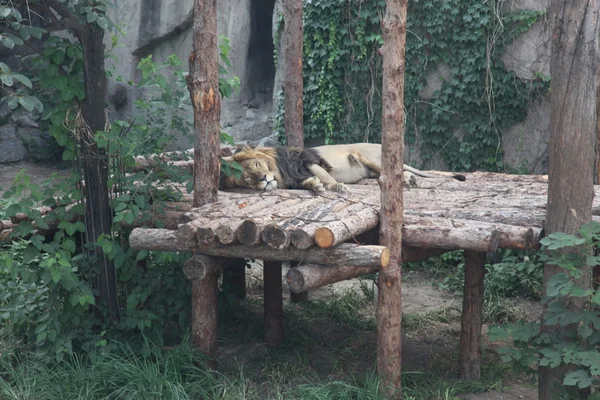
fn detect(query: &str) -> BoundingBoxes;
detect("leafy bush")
[489,222,600,396]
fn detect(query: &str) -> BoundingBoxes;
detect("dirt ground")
[0,161,540,399]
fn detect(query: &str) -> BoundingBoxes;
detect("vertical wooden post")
[185,0,222,368]
[540,1,599,399]
[283,0,304,148]
[289,261,309,303]
[223,258,247,300]
[183,255,223,369]
[459,251,486,380]
[377,0,408,396]
[264,260,284,346]
[186,0,221,206]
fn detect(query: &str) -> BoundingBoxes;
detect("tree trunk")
[185,0,222,365]
[540,1,600,398]
[263,261,284,346]
[186,0,221,207]
[183,255,222,370]
[75,25,119,321]
[282,0,304,148]
[459,251,486,380]
[377,0,407,396]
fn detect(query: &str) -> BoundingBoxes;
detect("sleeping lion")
[219,143,465,193]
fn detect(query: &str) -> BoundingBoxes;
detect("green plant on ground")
[489,221,600,397]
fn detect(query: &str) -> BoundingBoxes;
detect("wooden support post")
[223,258,247,300]
[459,251,486,380]
[289,261,309,302]
[282,0,304,148]
[183,255,223,369]
[377,0,407,393]
[263,260,284,346]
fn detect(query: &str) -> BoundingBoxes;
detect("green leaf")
[102,240,113,254]
[136,250,148,261]
[124,211,135,225]
[96,16,109,30]
[563,369,593,389]
[12,74,32,88]
[87,12,98,23]
[18,96,43,112]
[1,73,14,86]
[36,330,48,344]
[51,50,65,65]
[51,269,62,283]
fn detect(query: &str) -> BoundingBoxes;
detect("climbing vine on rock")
[274,0,549,171]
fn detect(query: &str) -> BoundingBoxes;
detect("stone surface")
[419,63,451,100]
[501,22,551,80]
[502,97,549,174]
[19,129,57,162]
[106,0,276,149]
[0,125,27,164]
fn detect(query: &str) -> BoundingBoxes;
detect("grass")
[0,264,533,400]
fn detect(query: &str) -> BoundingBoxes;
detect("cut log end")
[315,227,335,248]
[237,220,261,246]
[262,225,290,249]
[290,230,313,249]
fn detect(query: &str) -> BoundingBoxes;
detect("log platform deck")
[128,171,600,380]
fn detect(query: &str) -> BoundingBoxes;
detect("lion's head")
[220,147,283,191]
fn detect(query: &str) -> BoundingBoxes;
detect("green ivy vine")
[274,0,550,171]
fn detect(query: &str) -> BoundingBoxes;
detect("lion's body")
[220,143,465,193]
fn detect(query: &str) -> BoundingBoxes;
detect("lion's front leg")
[300,176,325,193]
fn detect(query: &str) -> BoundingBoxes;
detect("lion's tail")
[403,165,466,181]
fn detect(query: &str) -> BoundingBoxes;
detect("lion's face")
[238,158,278,191]
[221,147,282,191]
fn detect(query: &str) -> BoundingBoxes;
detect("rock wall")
[1,0,552,173]
[106,0,276,148]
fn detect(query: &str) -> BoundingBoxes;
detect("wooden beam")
[130,228,390,268]
[263,261,284,346]
[183,255,223,369]
[459,251,486,380]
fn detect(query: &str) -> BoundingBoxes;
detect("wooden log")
[263,261,284,346]
[289,260,309,303]
[261,198,347,249]
[183,255,223,370]
[315,206,380,248]
[403,226,501,253]
[287,264,377,293]
[460,251,486,380]
[287,246,454,293]
[129,228,391,268]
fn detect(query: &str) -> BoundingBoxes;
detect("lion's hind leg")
[350,152,381,176]
[308,164,348,193]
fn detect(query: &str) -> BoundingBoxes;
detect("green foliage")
[489,222,600,396]
[275,0,549,170]
[0,1,243,361]
[438,250,544,301]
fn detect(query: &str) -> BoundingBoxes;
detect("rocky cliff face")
[1,0,552,174]
[106,0,276,148]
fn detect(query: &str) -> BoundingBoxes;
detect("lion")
[219,143,465,193]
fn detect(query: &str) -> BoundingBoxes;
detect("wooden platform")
[128,171,600,381]
[131,171,600,256]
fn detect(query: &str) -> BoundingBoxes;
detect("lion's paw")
[325,183,348,193]
[403,171,418,188]
[301,177,325,193]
